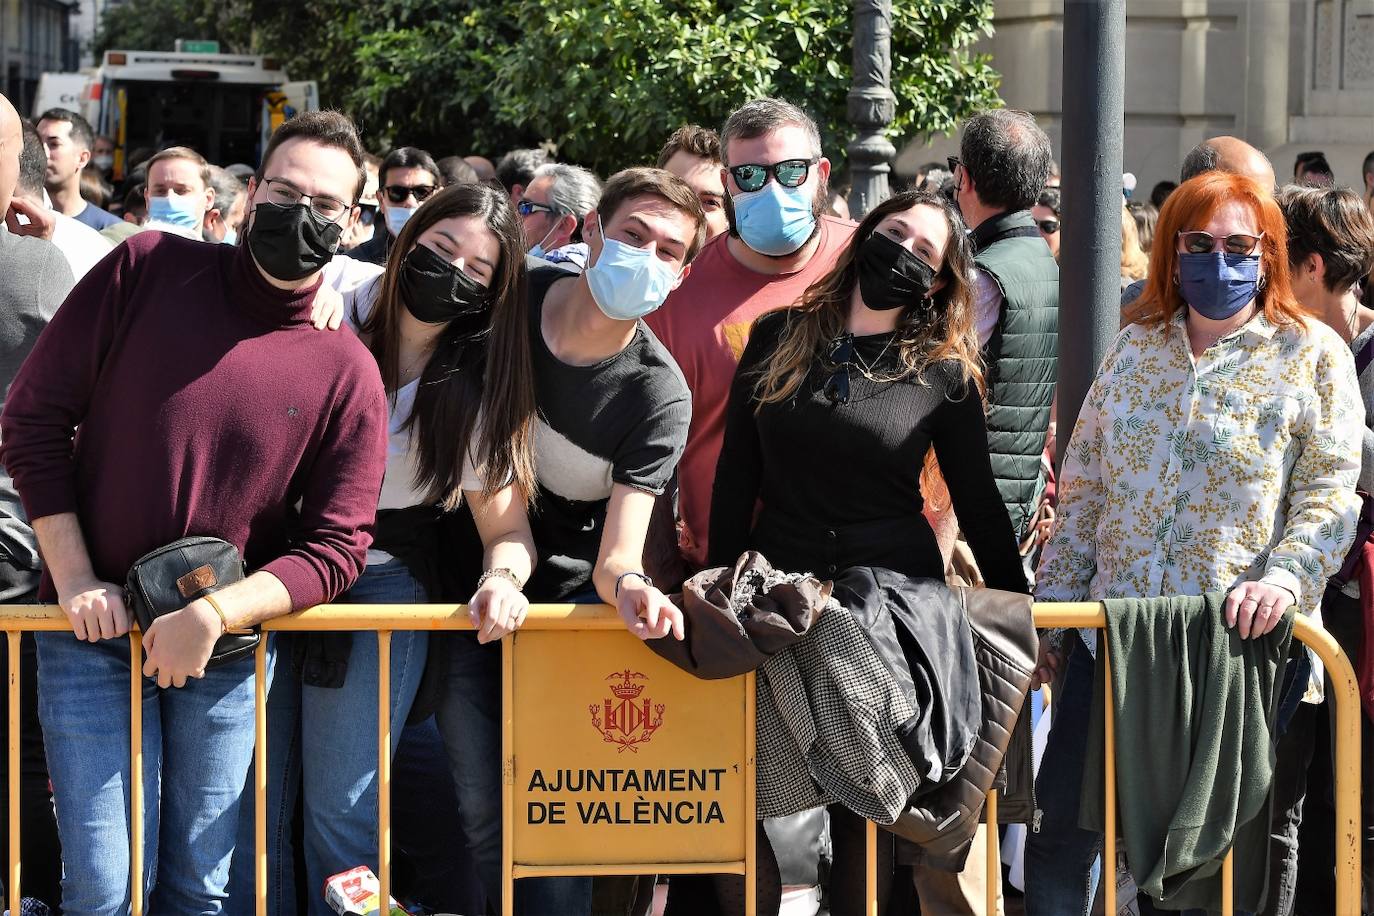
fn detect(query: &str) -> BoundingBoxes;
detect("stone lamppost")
[846,0,896,218]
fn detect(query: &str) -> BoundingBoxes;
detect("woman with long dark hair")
[263,182,539,915]
[708,189,1028,914]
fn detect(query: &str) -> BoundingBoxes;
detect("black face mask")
[399,243,492,335]
[247,201,343,282]
[856,231,938,312]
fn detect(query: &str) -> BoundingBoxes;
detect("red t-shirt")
[647,215,856,568]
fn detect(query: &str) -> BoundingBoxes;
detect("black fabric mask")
[399,243,492,337]
[856,231,938,312]
[247,201,343,282]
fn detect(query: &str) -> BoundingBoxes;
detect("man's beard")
[724,174,828,259]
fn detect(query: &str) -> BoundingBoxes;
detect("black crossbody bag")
[125,536,259,669]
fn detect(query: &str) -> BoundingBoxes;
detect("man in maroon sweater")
[0,110,388,914]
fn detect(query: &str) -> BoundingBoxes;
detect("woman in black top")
[708,188,1028,915]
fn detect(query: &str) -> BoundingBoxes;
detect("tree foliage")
[492,0,999,175]
[92,0,1000,173]
[94,0,253,55]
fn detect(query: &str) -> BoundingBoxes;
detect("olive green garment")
[1080,593,1293,913]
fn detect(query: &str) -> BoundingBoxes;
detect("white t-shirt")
[50,213,114,281]
[339,266,487,563]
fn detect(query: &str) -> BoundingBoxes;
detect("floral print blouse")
[1037,311,1363,617]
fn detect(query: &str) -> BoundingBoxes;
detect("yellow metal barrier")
[0,602,1360,916]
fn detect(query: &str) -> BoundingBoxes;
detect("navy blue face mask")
[1178,252,1262,320]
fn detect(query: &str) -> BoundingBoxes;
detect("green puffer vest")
[973,210,1059,541]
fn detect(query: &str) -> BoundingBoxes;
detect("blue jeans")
[1025,635,1102,916]
[36,630,271,916]
[226,559,429,916]
[433,631,592,915]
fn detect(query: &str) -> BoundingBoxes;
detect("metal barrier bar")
[254,638,268,916]
[129,630,143,916]
[377,631,392,916]
[501,637,514,916]
[745,659,758,916]
[0,602,1357,915]
[865,809,876,916]
[985,790,999,915]
[7,631,20,916]
[1104,647,1117,915]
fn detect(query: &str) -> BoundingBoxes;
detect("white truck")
[34,48,318,181]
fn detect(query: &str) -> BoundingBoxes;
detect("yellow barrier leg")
[1295,616,1362,914]
[986,790,999,916]
[1221,848,1233,916]
[502,636,515,916]
[255,638,268,916]
[378,631,392,915]
[865,818,877,916]
[8,631,20,916]
[130,631,144,916]
[1103,648,1116,916]
[745,671,757,916]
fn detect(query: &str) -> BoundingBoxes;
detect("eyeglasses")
[728,159,817,193]
[1177,230,1265,256]
[516,199,560,218]
[261,177,350,222]
[946,156,963,175]
[822,334,855,406]
[383,184,438,205]
[1037,219,1060,235]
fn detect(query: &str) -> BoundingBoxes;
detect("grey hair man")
[518,162,602,267]
[204,165,247,244]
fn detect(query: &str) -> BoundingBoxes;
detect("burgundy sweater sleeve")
[260,367,388,610]
[0,240,135,522]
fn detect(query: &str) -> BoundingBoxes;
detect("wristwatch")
[477,568,524,591]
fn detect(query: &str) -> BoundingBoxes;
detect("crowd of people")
[0,86,1372,916]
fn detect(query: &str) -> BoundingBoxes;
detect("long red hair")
[1124,171,1308,329]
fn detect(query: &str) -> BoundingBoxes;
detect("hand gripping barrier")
[0,601,1359,916]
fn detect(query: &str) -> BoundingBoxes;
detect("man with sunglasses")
[518,162,602,269]
[350,145,441,265]
[0,110,388,913]
[646,97,855,572]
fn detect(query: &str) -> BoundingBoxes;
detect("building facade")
[0,0,79,115]
[898,0,1374,195]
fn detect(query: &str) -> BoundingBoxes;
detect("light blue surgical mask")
[385,205,416,238]
[221,227,238,246]
[585,231,680,321]
[528,223,559,261]
[147,192,203,231]
[732,179,816,256]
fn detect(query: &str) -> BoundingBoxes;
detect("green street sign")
[176,40,220,54]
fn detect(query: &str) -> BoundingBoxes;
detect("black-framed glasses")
[822,334,855,405]
[1037,219,1060,235]
[946,156,963,175]
[517,199,559,218]
[1177,230,1265,256]
[384,184,438,205]
[728,158,817,193]
[261,177,350,222]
